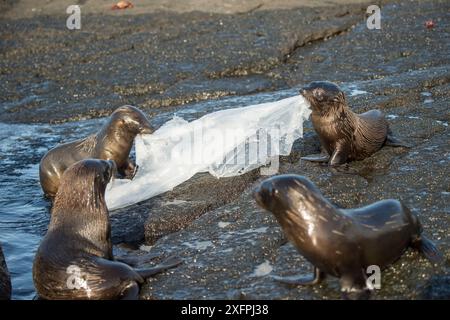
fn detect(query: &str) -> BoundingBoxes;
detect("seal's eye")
[333,92,345,103]
[313,89,325,102]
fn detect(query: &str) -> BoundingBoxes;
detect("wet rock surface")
[0,0,449,299]
[0,245,11,300]
[138,71,450,298]
[137,0,449,299]
[0,2,372,123]
[111,170,260,245]
[143,170,260,246]
[421,275,450,300]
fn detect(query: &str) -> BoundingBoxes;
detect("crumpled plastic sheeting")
[105,95,311,210]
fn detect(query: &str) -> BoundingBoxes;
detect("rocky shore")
[0,0,448,299]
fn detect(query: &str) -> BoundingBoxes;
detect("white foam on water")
[163,199,188,206]
[349,88,368,96]
[218,221,231,228]
[183,240,214,251]
[105,95,311,210]
[242,227,268,234]
[139,245,153,252]
[251,260,273,277]
[436,121,448,127]
[387,114,399,120]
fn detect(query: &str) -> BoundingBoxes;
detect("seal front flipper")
[135,256,182,278]
[120,159,138,179]
[301,154,330,163]
[341,289,371,300]
[271,267,325,286]
[120,282,140,300]
[329,144,348,166]
[339,271,370,300]
[131,164,139,179]
[413,236,443,264]
[302,146,329,163]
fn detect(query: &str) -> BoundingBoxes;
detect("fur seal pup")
[39,105,154,197]
[300,81,409,166]
[0,245,11,300]
[253,174,442,298]
[33,159,181,300]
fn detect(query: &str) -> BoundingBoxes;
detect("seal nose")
[139,124,154,135]
[252,185,264,207]
[253,181,276,210]
[300,87,313,98]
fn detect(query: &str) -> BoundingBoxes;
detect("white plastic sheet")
[105,95,311,210]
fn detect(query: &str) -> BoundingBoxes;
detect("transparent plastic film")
[105,95,311,210]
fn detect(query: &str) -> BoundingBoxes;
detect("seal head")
[253,174,323,215]
[301,81,344,116]
[110,105,154,135]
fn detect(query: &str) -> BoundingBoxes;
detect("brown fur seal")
[300,81,409,166]
[33,159,181,300]
[253,174,442,298]
[39,105,154,197]
[0,245,11,300]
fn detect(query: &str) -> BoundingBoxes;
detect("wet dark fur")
[253,174,441,296]
[301,81,399,165]
[39,105,154,197]
[34,159,151,300]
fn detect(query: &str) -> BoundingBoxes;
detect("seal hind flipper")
[115,251,160,267]
[301,154,330,162]
[135,256,182,278]
[385,131,411,148]
[413,236,443,264]
[271,267,325,286]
